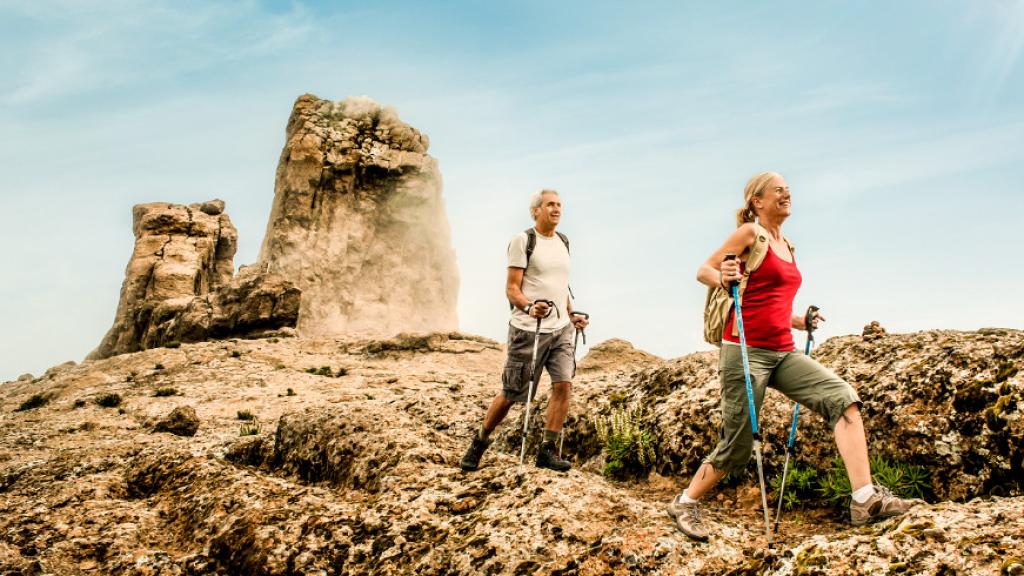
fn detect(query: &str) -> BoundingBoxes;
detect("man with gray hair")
[460,188,589,473]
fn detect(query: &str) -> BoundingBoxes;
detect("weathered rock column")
[258,94,459,336]
[90,201,300,359]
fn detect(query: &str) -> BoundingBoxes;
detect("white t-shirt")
[508,229,571,333]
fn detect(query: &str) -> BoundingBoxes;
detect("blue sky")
[1,1,1022,381]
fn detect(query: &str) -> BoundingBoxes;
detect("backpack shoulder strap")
[523,228,537,270]
[555,231,570,254]
[745,223,770,273]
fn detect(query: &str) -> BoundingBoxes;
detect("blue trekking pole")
[726,253,774,546]
[773,305,819,533]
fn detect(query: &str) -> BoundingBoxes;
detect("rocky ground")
[1,329,1022,575]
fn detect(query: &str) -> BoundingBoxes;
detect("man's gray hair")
[529,188,559,213]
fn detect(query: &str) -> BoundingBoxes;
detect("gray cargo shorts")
[501,322,575,403]
[705,342,862,475]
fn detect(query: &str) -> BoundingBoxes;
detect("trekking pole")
[773,305,819,533]
[726,253,774,546]
[559,310,589,458]
[519,299,556,467]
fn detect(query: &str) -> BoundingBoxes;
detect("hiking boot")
[850,485,924,526]
[460,437,491,472]
[666,496,710,541]
[535,441,571,472]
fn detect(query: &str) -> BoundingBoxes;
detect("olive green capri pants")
[705,342,862,475]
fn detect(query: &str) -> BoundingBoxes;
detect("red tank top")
[722,244,801,351]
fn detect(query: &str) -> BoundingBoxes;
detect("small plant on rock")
[154,387,178,397]
[237,410,256,421]
[239,419,261,436]
[770,463,820,510]
[306,366,335,377]
[165,340,181,349]
[286,388,296,396]
[818,455,931,509]
[230,350,242,358]
[95,393,122,408]
[17,393,49,412]
[595,404,657,480]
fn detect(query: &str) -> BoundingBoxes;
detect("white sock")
[676,490,698,504]
[851,484,876,504]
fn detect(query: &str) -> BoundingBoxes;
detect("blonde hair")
[736,171,782,227]
[529,188,559,217]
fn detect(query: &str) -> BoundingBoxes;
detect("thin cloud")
[968,1,1024,107]
[1,0,316,106]
[801,120,1024,199]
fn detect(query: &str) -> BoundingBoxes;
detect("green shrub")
[72,399,86,409]
[154,387,178,397]
[817,455,931,509]
[870,455,931,500]
[770,463,820,511]
[17,393,49,411]
[230,350,242,358]
[286,388,296,396]
[165,340,181,349]
[306,366,335,377]
[95,393,122,408]
[237,410,256,421]
[595,404,656,480]
[154,363,164,370]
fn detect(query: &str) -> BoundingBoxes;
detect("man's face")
[533,193,561,227]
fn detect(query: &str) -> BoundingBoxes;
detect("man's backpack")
[509,228,572,310]
[703,223,794,346]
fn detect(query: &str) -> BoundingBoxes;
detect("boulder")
[152,406,200,437]
[570,329,1024,502]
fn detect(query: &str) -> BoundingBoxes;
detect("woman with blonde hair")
[666,171,923,541]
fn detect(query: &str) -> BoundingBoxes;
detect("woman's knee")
[832,400,863,430]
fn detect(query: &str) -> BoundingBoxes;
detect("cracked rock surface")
[2,329,1021,575]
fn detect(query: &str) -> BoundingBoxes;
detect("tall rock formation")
[258,94,459,336]
[90,201,300,359]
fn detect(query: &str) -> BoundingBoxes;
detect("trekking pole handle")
[804,305,820,336]
[571,311,589,345]
[723,253,738,289]
[527,299,557,318]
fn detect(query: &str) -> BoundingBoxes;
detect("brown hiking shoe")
[850,485,924,526]
[460,436,491,472]
[666,496,709,541]
[535,441,571,472]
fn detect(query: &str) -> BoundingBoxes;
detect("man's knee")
[551,381,572,398]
